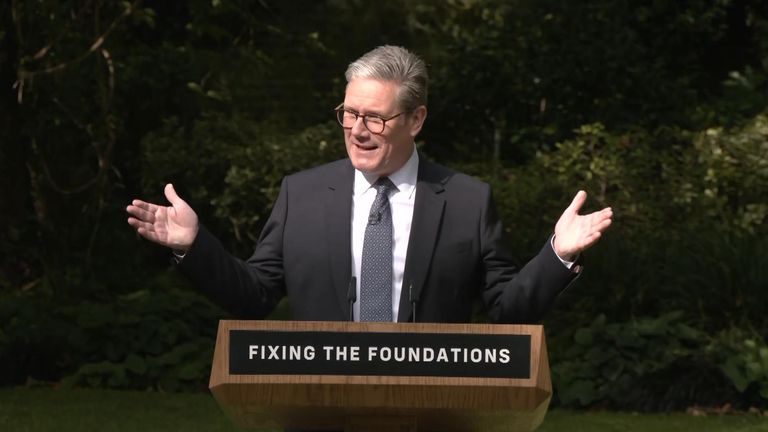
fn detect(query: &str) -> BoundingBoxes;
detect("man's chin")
[352,164,381,175]
[350,159,385,176]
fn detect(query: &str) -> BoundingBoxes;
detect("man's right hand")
[126,183,199,252]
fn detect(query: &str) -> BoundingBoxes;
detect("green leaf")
[721,361,749,392]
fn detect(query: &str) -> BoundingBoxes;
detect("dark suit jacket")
[178,157,579,323]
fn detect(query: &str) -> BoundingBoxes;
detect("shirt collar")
[354,147,419,199]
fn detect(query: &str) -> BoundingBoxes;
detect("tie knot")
[374,177,396,195]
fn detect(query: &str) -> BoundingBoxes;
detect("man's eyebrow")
[343,105,386,117]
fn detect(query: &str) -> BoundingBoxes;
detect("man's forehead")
[343,78,399,113]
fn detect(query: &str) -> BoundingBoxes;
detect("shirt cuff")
[172,249,186,263]
[550,236,576,269]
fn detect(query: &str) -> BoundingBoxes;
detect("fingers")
[593,208,613,222]
[126,189,178,248]
[598,209,613,227]
[584,208,612,233]
[593,217,612,233]
[582,207,612,224]
[556,194,614,255]
[126,203,156,223]
[164,183,186,208]
[127,216,153,231]
[567,190,587,214]
[127,217,161,243]
[129,199,157,213]
[581,231,602,250]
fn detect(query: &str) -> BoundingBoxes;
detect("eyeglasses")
[334,103,405,135]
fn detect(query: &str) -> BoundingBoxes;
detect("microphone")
[347,276,357,322]
[408,282,420,323]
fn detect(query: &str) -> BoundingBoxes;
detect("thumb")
[567,190,587,214]
[164,183,186,208]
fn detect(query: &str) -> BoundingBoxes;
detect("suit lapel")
[325,160,355,317]
[398,159,447,322]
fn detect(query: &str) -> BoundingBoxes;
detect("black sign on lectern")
[229,330,531,379]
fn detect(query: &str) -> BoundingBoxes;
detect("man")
[126,45,612,324]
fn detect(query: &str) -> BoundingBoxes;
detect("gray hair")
[345,45,428,112]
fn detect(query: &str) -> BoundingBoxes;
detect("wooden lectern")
[209,320,551,431]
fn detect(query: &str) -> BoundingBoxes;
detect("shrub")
[550,313,768,410]
[0,273,226,391]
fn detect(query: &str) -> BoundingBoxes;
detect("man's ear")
[409,105,428,137]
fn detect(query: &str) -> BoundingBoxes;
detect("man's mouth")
[355,143,378,151]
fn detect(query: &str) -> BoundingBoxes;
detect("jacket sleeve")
[176,178,289,318]
[479,188,580,323]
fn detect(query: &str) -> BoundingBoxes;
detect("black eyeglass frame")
[334,103,406,135]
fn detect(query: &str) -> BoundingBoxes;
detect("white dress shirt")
[351,148,419,322]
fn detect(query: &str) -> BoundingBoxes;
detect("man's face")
[342,78,426,177]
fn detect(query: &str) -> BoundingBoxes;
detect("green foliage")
[414,0,768,163]
[0,273,224,391]
[63,340,213,391]
[141,116,345,250]
[711,328,768,401]
[466,113,768,330]
[551,315,768,410]
[551,312,716,410]
[687,114,768,232]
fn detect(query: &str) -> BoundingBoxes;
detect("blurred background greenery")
[1,0,767,412]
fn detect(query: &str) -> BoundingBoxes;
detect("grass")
[540,410,768,432]
[1,387,767,431]
[0,387,237,432]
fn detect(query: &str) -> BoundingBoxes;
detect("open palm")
[126,184,199,251]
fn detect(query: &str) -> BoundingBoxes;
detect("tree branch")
[30,0,96,61]
[16,0,141,82]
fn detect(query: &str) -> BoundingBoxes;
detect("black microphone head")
[347,276,357,322]
[347,276,357,302]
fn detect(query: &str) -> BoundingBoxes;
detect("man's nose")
[351,116,368,136]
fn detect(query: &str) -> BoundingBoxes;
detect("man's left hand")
[553,190,613,261]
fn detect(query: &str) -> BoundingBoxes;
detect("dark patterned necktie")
[359,177,396,322]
